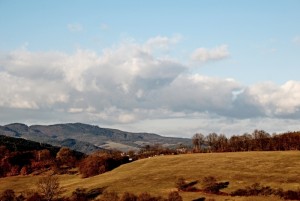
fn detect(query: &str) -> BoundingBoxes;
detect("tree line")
[192,130,300,152]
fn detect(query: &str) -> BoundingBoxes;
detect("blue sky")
[1,1,300,137]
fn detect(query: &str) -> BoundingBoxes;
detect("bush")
[36,175,63,201]
[201,176,229,194]
[26,192,43,201]
[70,188,88,201]
[100,191,119,201]
[120,192,138,201]
[175,177,186,191]
[137,192,165,201]
[86,187,105,200]
[0,189,16,201]
[168,191,182,201]
[175,177,199,192]
[231,183,300,200]
[282,189,300,200]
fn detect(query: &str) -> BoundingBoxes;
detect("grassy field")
[1,151,299,200]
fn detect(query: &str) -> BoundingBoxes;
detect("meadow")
[1,151,299,200]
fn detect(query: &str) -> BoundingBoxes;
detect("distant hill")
[0,123,191,153]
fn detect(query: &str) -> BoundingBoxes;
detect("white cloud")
[155,74,241,113]
[144,35,182,51]
[191,45,230,62]
[243,81,300,116]
[0,72,69,109]
[67,23,83,32]
[0,36,300,136]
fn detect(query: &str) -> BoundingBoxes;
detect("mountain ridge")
[0,123,191,153]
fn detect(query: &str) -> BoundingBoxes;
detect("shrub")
[282,189,300,200]
[120,192,138,201]
[175,177,187,191]
[36,175,63,201]
[20,165,32,175]
[0,189,16,201]
[168,191,182,201]
[201,176,216,190]
[231,183,300,200]
[86,187,105,200]
[137,192,165,201]
[100,191,119,201]
[70,188,88,201]
[201,176,229,194]
[26,192,43,201]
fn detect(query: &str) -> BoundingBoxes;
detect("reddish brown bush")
[120,192,138,201]
[168,191,182,201]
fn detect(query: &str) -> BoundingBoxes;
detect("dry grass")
[0,151,299,201]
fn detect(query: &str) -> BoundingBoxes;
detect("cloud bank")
[0,36,300,136]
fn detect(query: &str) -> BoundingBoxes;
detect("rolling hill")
[0,123,191,153]
[0,151,299,201]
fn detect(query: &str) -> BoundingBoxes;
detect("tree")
[192,133,205,152]
[252,130,270,151]
[36,149,51,161]
[0,146,9,159]
[56,147,76,168]
[206,133,218,152]
[215,134,228,152]
[36,175,63,201]
[79,155,106,178]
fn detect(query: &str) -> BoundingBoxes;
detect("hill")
[0,134,60,153]
[1,151,299,200]
[0,123,191,153]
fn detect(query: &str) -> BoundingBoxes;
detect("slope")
[1,151,299,200]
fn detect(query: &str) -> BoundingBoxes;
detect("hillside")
[0,134,60,153]
[1,151,299,200]
[0,123,191,153]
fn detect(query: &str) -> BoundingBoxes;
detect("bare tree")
[192,133,205,152]
[216,134,228,152]
[206,133,218,152]
[36,175,63,201]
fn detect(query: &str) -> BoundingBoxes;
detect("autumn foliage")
[78,151,129,178]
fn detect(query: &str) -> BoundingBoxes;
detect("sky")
[1,1,300,137]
